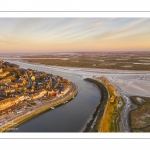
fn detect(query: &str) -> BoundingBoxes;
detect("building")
[9,83,18,88]
[4,88,16,94]
[31,90,47,100]
[0,71,10,78]
[14,80,24,86]
[47,89,59,97]
[60,86,70,95]
[59,79,70,87]
[0,78,11,84]
[0,98,14,111]
[0,68,3,73]
[0,95,26,114]
[0,61,3,66]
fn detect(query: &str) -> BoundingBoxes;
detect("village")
[0,60,72,118]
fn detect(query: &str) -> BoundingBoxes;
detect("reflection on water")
[8,61,101,132]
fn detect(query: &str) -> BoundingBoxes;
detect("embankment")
[83,78,124,132]
[82,78,109,132]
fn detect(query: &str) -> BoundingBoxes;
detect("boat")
[51,107,55,109]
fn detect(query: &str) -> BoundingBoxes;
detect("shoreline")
[6,59,150,73]
[0,84,78,132]
[9,60,150,97]
[3,60,150,132]
[82,78,109,132]
[16,58,150,71]
[82,78,125,132]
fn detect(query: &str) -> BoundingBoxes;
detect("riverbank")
[18,60,150,97]
[0,83,78,132]
[4,60,150,132]
[17,52,150,71]
[82,78,109,132]
[83,78,124,132]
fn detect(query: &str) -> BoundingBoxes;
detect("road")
[0,82,77,131]
[26,70,32,88]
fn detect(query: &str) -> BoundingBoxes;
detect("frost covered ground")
[48,66,150,97]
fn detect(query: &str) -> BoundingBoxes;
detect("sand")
[45,66,150,97]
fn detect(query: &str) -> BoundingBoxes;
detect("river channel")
[6,60,101,132]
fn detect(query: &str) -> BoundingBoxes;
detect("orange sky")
[0,18,150,53]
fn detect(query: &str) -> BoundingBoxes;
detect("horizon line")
[0,50,150,54]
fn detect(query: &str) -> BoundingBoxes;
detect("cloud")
[93,18,150,41]
[0,18,150,52]
[42,18,113,41]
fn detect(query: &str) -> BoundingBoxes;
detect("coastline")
[0,83,78,132]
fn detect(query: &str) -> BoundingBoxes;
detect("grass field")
[97,79,124,132]
[20,52,150,71]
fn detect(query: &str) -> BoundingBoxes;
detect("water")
[7,61,101,132]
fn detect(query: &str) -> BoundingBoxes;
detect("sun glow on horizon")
[0,18,150,53]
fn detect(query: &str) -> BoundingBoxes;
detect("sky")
[0,18,150,53]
